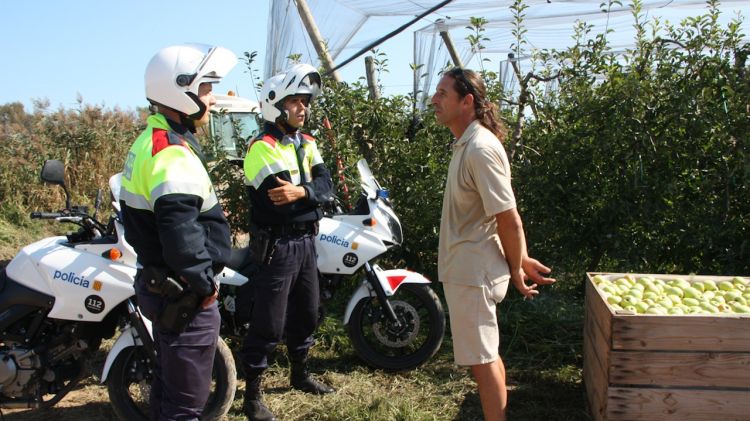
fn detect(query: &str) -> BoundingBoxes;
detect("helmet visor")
[295,71,322,98]
[192,46,238,86]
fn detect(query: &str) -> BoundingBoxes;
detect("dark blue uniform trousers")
[135,279,220,421]
[240,233,319,374]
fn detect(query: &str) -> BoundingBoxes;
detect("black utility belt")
[264,221,319,237]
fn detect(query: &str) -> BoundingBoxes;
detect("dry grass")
[0,200,588,421]
[1,286,589,421]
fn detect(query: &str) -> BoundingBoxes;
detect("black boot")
[243,373,276,421]
[290,359,335,394]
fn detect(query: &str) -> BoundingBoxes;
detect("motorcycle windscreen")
[356,159,381,196]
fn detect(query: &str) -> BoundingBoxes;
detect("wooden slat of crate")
[585,276,612,347]
[612,315,750,352]
[610,350,750,388]
[584,277,612,421]
[584,313,608,421]
[605,387,750,421]
[586,273,750,352]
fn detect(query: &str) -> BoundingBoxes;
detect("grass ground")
[1,219,590,421]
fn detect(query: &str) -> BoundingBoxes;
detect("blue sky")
[1,1,274,111]
[3,1,748,112]
[0,0,419,112]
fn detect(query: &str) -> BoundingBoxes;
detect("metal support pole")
[364,56,380,99]
[437,19,463,67]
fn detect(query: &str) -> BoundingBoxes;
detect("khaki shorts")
[443,278,510,366]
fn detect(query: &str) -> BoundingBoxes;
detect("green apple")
[703,290,716,300]
[615,278,631,290]
[646,306,667,315]
[631,282,645,291]
[733,277,749,287]
[724,290,742,302]
[716,303,732,313]
[730,302,750,313]
[592,275,608,285]
[634,301,650,314]
[719,281,735,292]
[637,277,655,287]
[625,288,643,299]
[667,294,682,306]
[668,307,685,315]
[683,286,702,300]
[683,297,700,307]
[643,291,660,301]
[624,305,638,313]
[600,284,618,296]
[665,286,684,298]
[729,280,746,292]
[710,296,726,305]
[616,284,631,295]
[670,278,692,290]
[691,281,706,292]
[657,298,674,309]
[645,283,663,295]
[702,280,718,291]
[622,295,640,306]
[688,306,705,314]
[607,295,622,305]
[700,302,719,314]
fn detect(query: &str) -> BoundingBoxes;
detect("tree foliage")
[1,1,747,282]
[516,0,750,277]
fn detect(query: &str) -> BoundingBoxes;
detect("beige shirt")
[438,120,516,286]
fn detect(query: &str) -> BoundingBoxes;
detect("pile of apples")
[592,274,750,315]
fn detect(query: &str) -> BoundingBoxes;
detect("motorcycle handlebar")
[30,212,64,219]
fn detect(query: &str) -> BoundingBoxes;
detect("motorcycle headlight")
[386,213,403,245]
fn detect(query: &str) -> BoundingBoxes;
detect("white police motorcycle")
[220,159,445,371]
[0,160,235,420]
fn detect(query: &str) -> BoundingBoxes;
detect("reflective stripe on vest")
[243,132,321,188]
[120,113,218,212]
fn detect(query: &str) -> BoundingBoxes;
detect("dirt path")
[2,379,116,421]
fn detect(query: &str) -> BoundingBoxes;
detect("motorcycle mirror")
[41,160,65,185]
[41,159,72,210]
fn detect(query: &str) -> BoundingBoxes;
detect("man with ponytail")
[432,67,556,421]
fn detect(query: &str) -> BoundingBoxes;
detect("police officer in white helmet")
[120,43,236,421]
[240,64,335,421]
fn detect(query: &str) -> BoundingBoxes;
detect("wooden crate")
[584,272,750,421]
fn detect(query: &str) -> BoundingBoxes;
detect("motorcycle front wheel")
[106,337,236,421]
[347,283,445,371]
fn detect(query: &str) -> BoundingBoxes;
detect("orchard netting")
[266,0,750,107]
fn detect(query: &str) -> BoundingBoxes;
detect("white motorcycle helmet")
[145,44,238,119]
[260,63,322,124]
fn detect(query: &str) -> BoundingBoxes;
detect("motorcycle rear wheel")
[106,338,236,421]
[347,283,445,371]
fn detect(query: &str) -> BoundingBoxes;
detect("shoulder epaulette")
[250,133,277,148]
[152,129,188,156]
[301,133,316,143]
